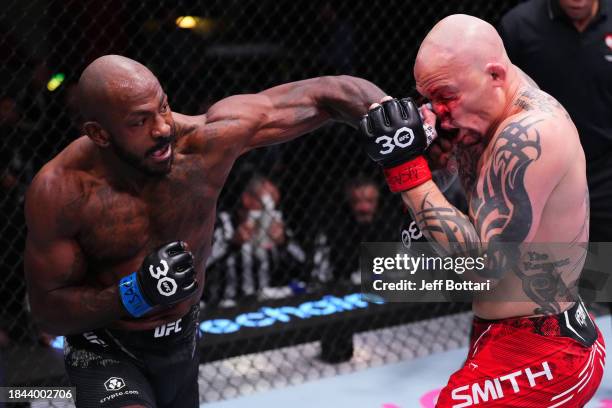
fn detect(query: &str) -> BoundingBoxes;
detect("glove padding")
[360,97,433,192]
[119,241,197,317]
[138,241,197,304]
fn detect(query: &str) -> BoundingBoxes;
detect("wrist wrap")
[383,156,432,192]
[119,272,153,318]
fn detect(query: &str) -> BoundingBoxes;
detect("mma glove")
[119,241,198,318]
[360,97,435,192]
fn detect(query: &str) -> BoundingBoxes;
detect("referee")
[499,0,612,313]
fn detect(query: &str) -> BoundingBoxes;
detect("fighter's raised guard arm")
[360,97,570,281]
[24,172,197,335]
[199,76,386,156]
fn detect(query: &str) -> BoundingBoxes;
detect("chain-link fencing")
[1,0,521,405]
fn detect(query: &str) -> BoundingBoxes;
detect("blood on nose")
[433,102,449,117]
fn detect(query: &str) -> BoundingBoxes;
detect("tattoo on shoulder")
[470,116,542,242]
[57,190,87,231]
[469,117,583,313]
[514,89,571,120]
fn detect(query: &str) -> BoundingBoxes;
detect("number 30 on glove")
[359,97,435,192]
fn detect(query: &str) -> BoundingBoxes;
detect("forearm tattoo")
[416,192,481,257]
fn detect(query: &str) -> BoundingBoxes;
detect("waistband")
[473,300,598,347]
[66,304,200,354]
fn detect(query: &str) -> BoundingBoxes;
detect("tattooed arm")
[401,114,571,282]
[201,76,385,155]
[24,170,126,334]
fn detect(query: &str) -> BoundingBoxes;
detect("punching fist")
[360,97,435,192]
[119,241,198,318]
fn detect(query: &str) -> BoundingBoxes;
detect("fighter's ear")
[83,121,111,147]
[485,63,506,86]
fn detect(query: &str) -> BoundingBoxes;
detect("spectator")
[204,175,307,308]
[324,176,426,286]
[314,177,425,363]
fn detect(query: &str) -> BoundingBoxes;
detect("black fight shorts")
[64,305,200,408]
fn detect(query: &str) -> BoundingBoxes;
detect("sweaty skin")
[25,55,385,335]
[404,15,588,319]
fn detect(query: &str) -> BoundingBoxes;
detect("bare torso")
[50,114,235,330]
[25,75,386,336]
[460,87,588,319]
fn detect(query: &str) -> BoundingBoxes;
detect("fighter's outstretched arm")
[201,76,385,154]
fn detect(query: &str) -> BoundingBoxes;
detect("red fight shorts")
[436,300,606,407]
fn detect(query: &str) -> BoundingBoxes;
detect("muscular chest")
[78,156,219,265]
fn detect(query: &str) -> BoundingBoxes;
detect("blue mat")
[203,315,612,408]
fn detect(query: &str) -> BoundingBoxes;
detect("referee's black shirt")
[499,0,612,240]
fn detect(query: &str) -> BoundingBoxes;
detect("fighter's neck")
[483,71,525,145]
[95,148,157,192]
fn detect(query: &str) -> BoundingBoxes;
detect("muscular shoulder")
[26,140,95,237]
[491,109,577,180]
[176,95,269,157]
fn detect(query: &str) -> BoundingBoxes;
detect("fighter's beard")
[111,124,177,177]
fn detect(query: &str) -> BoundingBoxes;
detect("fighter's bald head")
[415,14,509,82]
[78,55,160,123]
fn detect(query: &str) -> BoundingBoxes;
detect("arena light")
[46,73,65,92]
[175,16,216,35]
[176,16,198,29]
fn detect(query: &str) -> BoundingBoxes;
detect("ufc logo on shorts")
[451,361,553,407]
[154,318,182,338]
[149,259,178,296]
[376,127,415,154]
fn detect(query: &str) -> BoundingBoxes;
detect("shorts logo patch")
[154,318,183,338]
[104,377,126,392]
[84,331,107,347]
[575,304,587,327]
[450,362,553,407]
